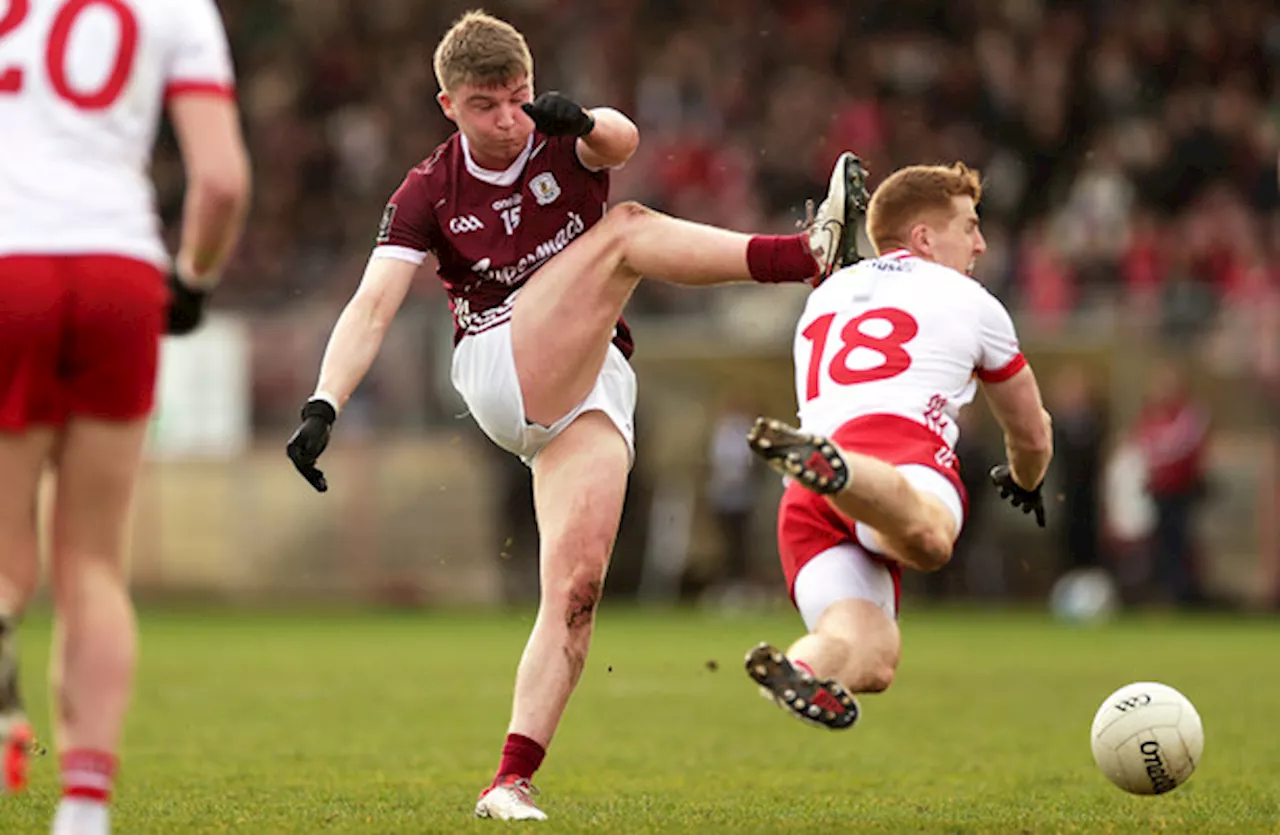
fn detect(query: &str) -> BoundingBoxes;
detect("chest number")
[500,206,521,235]
[801,307,919,400]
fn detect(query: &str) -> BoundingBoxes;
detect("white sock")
[51,798,111,835]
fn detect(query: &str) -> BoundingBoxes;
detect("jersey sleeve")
[975,290,1027,383]
[371,168,440,266]
[164,0,236,100]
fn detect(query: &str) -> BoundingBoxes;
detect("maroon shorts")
[0,255,167,430]
[776,414,970,612]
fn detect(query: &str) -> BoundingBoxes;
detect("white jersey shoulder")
[0,0,235,265]
[793,249,1025,447]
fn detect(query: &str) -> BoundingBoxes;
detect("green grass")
[6,606,1280,833]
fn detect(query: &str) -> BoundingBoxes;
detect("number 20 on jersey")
[0,0,138,109]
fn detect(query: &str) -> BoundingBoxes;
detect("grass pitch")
[5,605,1279,833]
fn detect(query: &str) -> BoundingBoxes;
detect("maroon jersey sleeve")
[375,165,441,257]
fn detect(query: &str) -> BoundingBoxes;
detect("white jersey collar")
[460,133,534,187]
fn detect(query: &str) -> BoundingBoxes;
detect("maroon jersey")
[376,131,634,357]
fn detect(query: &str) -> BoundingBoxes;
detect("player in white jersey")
[742,163,1053,730]
[0,2,249,832]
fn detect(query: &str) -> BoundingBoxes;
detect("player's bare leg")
[48,417,146,835]
[513,153,867,425]
[0,427,55,793]
[747,417,956,572]
[475,411,627,821]
[480,157,866,816]
[785,599,901,693]
[746,599,899,731]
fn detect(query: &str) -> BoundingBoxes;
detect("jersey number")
[0,0,139,109]
[801,307,919,400]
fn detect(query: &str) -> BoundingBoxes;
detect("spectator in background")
[700,395,763,604]
[1051,364,1108,575]
[1134,363,1211,606]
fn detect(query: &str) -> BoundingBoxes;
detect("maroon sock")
[747,234,819,284]
[60,749,118,803]
[494,733,546,783]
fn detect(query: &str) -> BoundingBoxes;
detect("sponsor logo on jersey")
[449,215,486,234]
[376,204,397,243]
[529,172,561,206]
[492,193,523,211]
[470,211,585,286]
[869,258,909,272]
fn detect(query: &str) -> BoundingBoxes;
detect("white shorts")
[789,465,964,628]
[450,319,637,467]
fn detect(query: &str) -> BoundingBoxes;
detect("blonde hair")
[433,10,533,94]
[866,162,983,253]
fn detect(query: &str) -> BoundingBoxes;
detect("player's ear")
[909,223,932,258]
[437,90,456,122]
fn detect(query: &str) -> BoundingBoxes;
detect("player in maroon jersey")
[286,10,865,820]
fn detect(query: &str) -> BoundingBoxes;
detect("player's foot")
[745,642,860,730]
[475,775,548,821]
[746,417,849,494]
[805,151,870,279]
[1,617,38,793]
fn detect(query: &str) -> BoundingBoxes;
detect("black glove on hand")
[286,399,337,493]
[167,272,208,336]
[989,464,1046,528]
[521,92,595,137]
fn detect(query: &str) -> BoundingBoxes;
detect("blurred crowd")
[162,0,1278,331]
[157,0,1280,609]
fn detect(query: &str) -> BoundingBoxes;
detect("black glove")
[521,92,595,138]
[989,464,1046,528]
[286,399,337,492]
[167,272,208,335]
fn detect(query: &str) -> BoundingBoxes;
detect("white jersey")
[0,0,235,266]
[794,249,1025,449]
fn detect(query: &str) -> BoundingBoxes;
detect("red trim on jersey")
[880,248,917,260]
[164,81,235,102]
[976,352,1027,383]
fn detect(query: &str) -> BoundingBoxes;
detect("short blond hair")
[866,162,983,253]
[433,10,533,94]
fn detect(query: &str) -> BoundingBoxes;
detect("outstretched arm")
[983,365,1054,490]
[286,255,417,492]
[312,256,418,411]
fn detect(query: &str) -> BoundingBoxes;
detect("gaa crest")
[529,172,561,206]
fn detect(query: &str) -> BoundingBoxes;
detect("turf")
[5,605,1279,833]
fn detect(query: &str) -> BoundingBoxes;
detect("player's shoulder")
[399,134,461,193]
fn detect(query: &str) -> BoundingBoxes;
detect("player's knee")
[904,524,953,572]
[560,568,604,632]
[600,201,654,272]
[603,200,654,226]
[861,662,896,693]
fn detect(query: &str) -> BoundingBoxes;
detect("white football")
[1090,681,1204,795]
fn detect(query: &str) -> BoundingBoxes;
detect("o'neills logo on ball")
[1140,740,1176,793]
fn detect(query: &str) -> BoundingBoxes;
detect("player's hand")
[521,92,595,138]
[989,464,1045,528]
[166,272,208,336]
[286,399,337,493]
